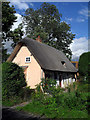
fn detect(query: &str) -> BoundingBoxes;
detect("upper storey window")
[61,61,66,67]
[25,57,31,63]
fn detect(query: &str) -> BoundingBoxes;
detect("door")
[59,74,62,87]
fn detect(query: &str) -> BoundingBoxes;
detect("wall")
[12,46,44,89]
[55,73,76,88]
[61,73,76,88]
[44,71,76,88]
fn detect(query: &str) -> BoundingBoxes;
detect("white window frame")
[25,57,31,63]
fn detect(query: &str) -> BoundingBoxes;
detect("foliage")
[17,80,88,118]
[2,2,16,62]
[2,62,26,100]
[2,87,33,107]
[18,86,32,100]
[41,78,57,95]
[78,52,90,81]
[2,96,25,107]
[2,46,10,63]
[23,2,75,59]
[2,2,17,33]
[2,2,24,62]
[8,23,24,48]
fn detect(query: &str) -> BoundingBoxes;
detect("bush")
[41,78,57,95]
[78,52,90,78]
[2,62,27,100]
[19,86,33,100]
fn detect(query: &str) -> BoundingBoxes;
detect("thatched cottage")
[7,37,77,89]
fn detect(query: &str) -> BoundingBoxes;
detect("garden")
[2,62,89,119]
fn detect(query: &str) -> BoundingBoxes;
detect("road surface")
[2,107,47,120]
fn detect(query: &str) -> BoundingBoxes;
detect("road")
[2,107,47,120]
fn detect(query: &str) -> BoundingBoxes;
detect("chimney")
[36,36,42,42]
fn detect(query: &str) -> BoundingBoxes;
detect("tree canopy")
[2,2,75,61]
[78,52,90,79]
[2,2,17,62]
[2,2,24,62]
[2,2,17,33]
[23,2,75,59]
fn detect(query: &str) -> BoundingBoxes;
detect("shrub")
[78,52,90,79]
[2,62,26,100]
[41,78,57,95]
[19,86,32,100]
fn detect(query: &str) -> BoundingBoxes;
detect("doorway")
[59,74,62,87]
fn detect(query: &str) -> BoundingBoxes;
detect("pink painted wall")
[12,46,44,89]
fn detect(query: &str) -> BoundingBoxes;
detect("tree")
[78,52,90,81]
[7,23,24,48]
[23,2,75,59]
[2,2,17,62]
[2,62,26,99]
[2,2,24,62]
[2,2,17,34]
[2,46,10,63]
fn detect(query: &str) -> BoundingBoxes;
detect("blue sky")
[7,1,89,60]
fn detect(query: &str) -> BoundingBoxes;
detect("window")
[61,61,65,65]
[25,57,31,63]
[61,61,66,68]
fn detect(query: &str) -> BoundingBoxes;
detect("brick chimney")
[36,36,42,42]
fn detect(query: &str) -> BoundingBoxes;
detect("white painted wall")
[56,73,76,88]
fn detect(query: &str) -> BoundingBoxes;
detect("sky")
[5,0,89,61]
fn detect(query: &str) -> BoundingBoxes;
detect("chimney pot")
[36,36,42,42]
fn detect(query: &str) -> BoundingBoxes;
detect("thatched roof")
[7,37,77,73]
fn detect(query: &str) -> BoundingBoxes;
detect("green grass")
[3,100,16,107]
[2,97,27,107]
[16,101,88,118]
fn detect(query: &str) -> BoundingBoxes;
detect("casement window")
[25,57,31,63]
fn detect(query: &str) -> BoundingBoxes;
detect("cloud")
[70,37,88,60]
[11,13,26,38]
[3,40,13,54]
[4,13,23,54]
[10,0,29,10]
[76,6,88,23]
[79,7,88,17]
[64,17,73,24]
[5,13,27,54]
[11,13,23,31]
[29,3,34,7]
[76,18,85,22]
[62,17,73,25]
[65,17,73,22]
[3,13,23,53]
